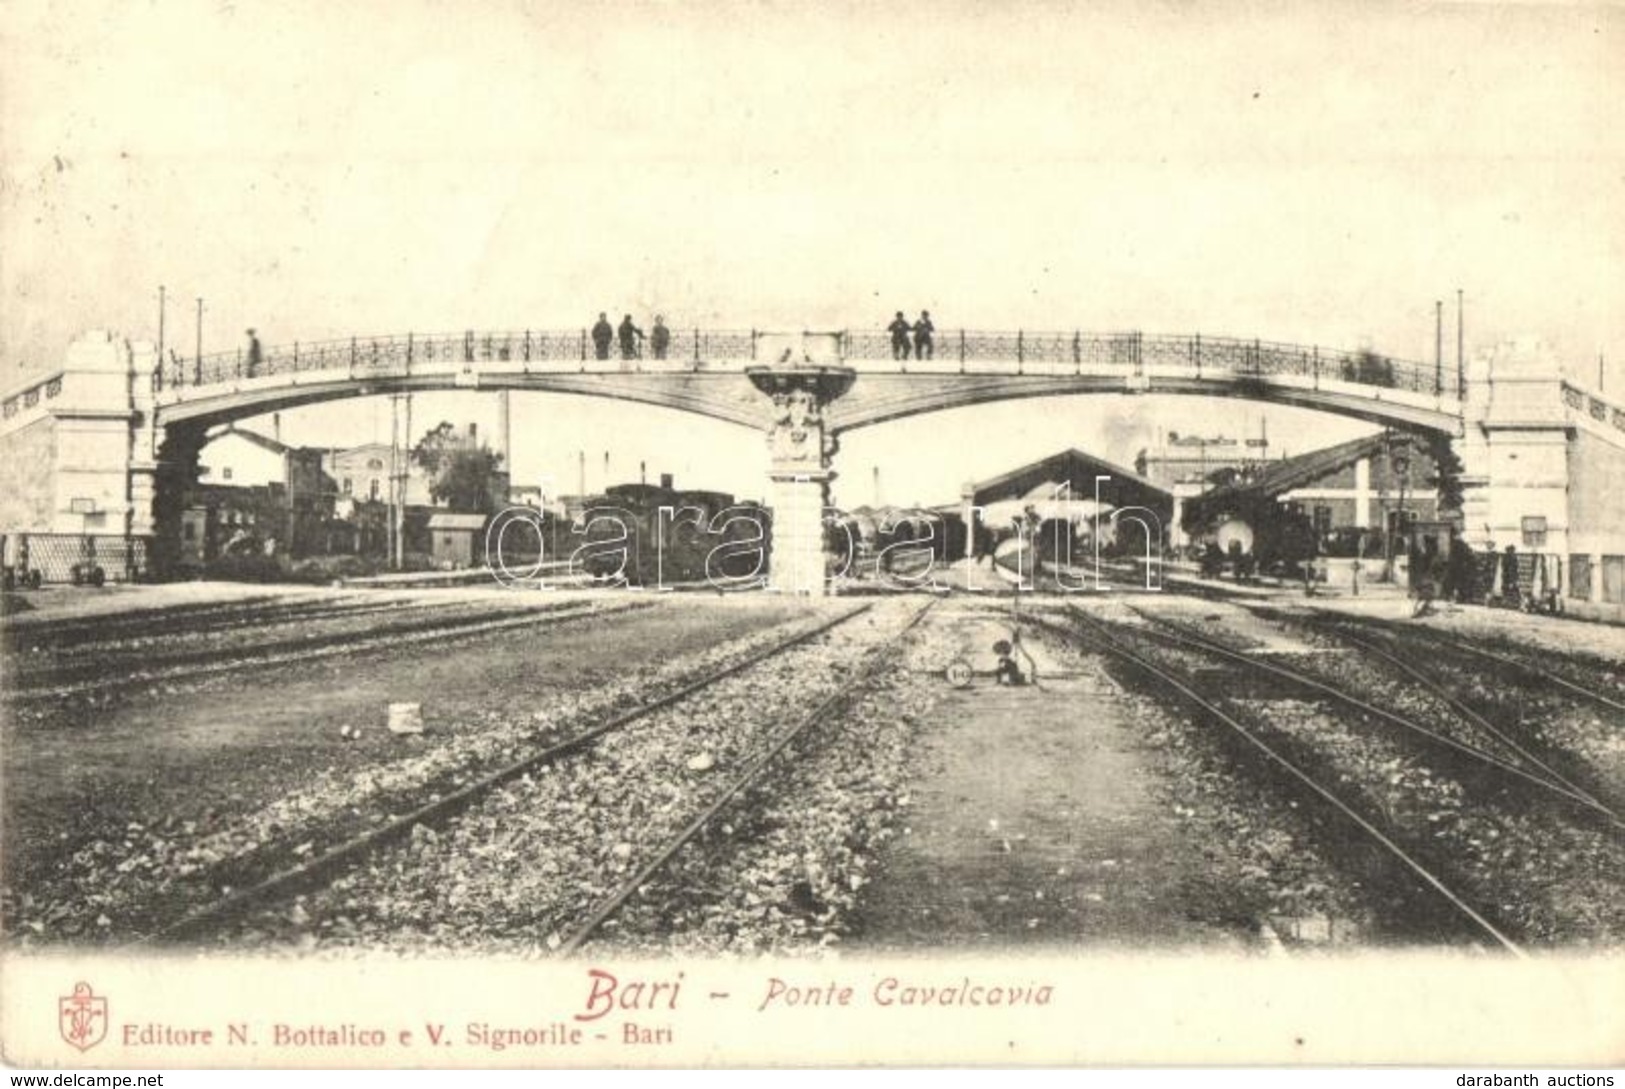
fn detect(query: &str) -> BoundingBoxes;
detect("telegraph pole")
[397,394,412,569]
[194,297,203,371]
[1434,300,1443,396]
[1456,289,1465,399]
[388,395,400,569]
[157,286,166,366]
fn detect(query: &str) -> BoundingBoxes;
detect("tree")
[1350,350,1396,388]
[1423,433,1466,517]
[411,421,505,513]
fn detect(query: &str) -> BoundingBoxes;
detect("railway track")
[133,601,889,947]
[3,593,291,643]
[5,597,645,703]
[1239,610,1625,814]
[559,597,936,954]
[5,594,431,656]
[1123,566,1625,714]
[1026,606,1529,956]
[1116,605,1625,832]
[1292,610,1625,716]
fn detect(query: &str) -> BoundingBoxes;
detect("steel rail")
[1309,624,1617,818]
[131,603,875,946]
[1112,606,1622,827]
[5,600,649,702]
[1235,602,1625,718]
[5,596,443,658]
[2,594,293,647]
[1412,631,1625,717]
[1030,610,1527,958]
[558,598,936,955]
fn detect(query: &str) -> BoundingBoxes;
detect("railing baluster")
[958,330,965,372]
[1017,331,1024,374]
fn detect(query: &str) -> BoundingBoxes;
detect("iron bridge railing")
[1561,381,1625,437]
[151,327,1459,402]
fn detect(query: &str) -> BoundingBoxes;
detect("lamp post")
[1391,444,1412,585]
[1380,430,1394,580]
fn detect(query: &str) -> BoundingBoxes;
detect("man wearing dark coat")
[617,314,644,360]
[887,311,912,360]
[591,313,613,360]
[912,310,935,360]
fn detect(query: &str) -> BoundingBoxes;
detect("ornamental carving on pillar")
[768,388,829,464]
[747,359,855,473]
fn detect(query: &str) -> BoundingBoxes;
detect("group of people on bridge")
[888,310,935,361]
[592,313,671,362]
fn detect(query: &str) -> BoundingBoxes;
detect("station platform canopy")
[1182,431,1420,527]
[955,448,1174,523]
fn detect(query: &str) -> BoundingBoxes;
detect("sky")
[2,1,1620,507]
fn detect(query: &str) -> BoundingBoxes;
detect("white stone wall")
[767,474,831,595]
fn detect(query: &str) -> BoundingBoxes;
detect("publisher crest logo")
[59,981,108,1052]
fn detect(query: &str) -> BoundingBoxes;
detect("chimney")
[660,472,673,490]
[273,413,281,443]
[467,421,478,446]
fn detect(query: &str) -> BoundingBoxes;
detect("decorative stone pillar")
[748,342,855,596]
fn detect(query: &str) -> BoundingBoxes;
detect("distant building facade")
[1183,432,1440,560]
[1136,431,1275,546]
[327,443,434,510]
[183,425,335,564]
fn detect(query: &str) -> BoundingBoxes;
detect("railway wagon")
[493,485,771,587]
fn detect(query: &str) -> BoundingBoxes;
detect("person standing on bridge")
[591,313,614,360]
[245,328,263,377]
[650,315,670,361]
[913,310,935,361]
[888,311,912,360]
[618,314,645,362]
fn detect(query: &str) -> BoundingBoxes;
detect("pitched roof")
[1205,431,1415,501]
[214,424,292,455]
[967,448,1172,512]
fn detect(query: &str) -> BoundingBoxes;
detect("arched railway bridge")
[2,325,1621,599]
